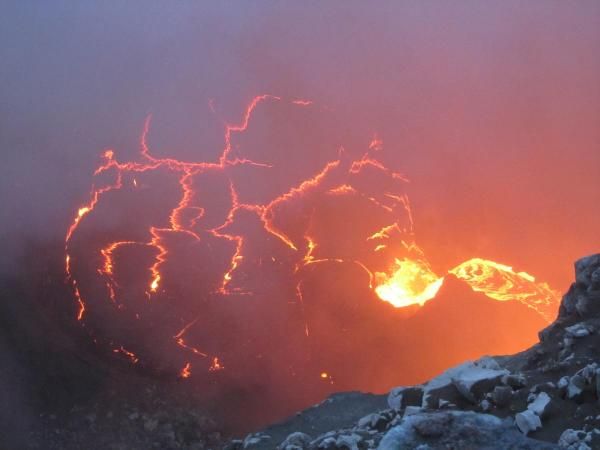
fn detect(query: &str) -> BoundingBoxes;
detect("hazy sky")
[1,1,599,288]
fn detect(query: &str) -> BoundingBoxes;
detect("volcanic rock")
[379,411,555,449]
[575,255,600,291]
[557,429,593,449]
[277,432,312,450]
[492,385,514,407]
[244,433,272,449]
[329,433,362,450]
[516,409,543,435]
[421,356,508,407]
[528,392,552,417]
[563,364,598,402]
[556,255,600,319]
[386,386,423,411]
[504,373,528,389]
[565,323,592,338]
[356,412,391,431]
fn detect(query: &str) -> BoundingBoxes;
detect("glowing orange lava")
[374,258,444,308]
[373,256,559,321]
[449,258,560,321]
[113,346,139,364]
[64,94,560,372]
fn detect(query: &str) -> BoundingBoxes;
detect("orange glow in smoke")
[113,346,139,364]
[209,357,224,372]
[320,371,334,384]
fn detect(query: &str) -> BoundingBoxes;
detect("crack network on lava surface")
[64,95,560,377]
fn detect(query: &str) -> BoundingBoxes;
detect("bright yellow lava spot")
[150,276,160,291]
[374,258,444,308]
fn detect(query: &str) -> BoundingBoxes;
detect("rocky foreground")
[228,254,600,450]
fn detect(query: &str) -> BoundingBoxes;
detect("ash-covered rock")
[244,432,273,449]
[277,432,312,450]
[379,411,556,449]
[229,254,600,449]
[557,428,596,449]
[421,356,508,407]
[550,254,600,326]
[387,386,423,411]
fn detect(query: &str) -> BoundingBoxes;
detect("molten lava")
[373,256,559,320]
[64,94,560,376]
[449,258,560,321]
[374,258,444,308]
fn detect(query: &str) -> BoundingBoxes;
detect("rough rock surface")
[379,411,555,449]
[229,254,600,449]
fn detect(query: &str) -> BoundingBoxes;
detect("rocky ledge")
[228,254,600,450]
